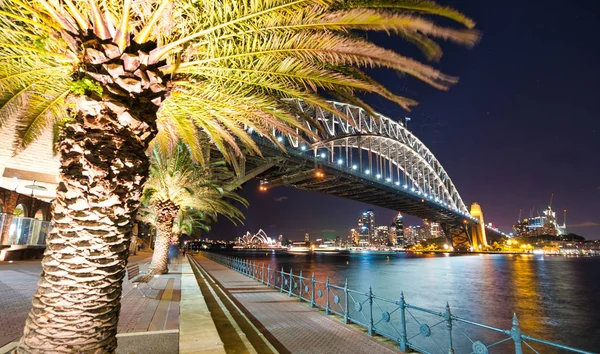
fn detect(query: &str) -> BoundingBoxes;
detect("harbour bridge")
[233,99,506,250]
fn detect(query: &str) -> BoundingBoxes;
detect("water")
[222,251,600,353]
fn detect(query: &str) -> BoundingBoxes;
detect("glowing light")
[443,244,449,250]
[395,181,400,185]
[403,184,408,189]
[320,153,326,158]
[248,127,254,133]
[337,159,344,165]
[301,145,307,151]
[277,136,283,142]
[386,178,391,182]
[365,169,370,175]
[352,165,358,170]
[376,174,381,179]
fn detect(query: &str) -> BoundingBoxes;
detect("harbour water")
[222,251,600,352]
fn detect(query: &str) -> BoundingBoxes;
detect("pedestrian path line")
[194,254,401,354]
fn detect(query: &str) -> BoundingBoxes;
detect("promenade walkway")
[191,254,401,354]
[0,251,181,353]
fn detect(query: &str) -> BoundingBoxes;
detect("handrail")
[201,251,595,354]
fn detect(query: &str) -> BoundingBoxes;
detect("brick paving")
[193,254,400,354]
[0,251,181,349]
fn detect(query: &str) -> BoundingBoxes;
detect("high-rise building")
[389,223,396,245]
[394,213,404,245]
[374,226,389,246]
[304,232,310,243]
[349,228,359,245]
[358,210,375,246]
[405,226,420,244]
[431,222,441,238]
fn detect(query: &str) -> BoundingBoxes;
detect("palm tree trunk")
[148,224,172,275]
[148,202,179,275]
[17,94,157,353]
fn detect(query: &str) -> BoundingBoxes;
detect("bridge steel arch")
[284,99,469,215]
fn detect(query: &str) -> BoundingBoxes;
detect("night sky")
[207,0,600,242]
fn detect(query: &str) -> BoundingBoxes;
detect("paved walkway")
[192,254,400,354]
[0,251,181,353]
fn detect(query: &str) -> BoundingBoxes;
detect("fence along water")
[201,252,594,354]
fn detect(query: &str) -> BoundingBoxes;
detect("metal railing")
[202,252,594,354]
[0,213,50,246]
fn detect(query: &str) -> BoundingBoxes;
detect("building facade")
[358,210,375,246]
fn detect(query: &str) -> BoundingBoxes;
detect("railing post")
[343,279,349,324]
[280,267,284,293]
[310,273,316,308]
[511,313,523,354]
[288,268,293,297]
[266,265,271,287]
[368,285,373,336]
[445,302,454,354]
[325,276,331,315]
[261,264,265,284]
[299,271,303,301]
[398,291,408,352]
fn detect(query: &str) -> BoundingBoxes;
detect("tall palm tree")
[1,0,478,351]
[142,143,245,275]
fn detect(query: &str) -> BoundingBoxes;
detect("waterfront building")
[389,223,396,245]
[431,222,441,239]
[358,210,375,246]
[304,232,310,243]
[374,226,389,246]
[513,205,567,237]
[348,228,358,245]
[394,213,405,245]
[405,225,421,244]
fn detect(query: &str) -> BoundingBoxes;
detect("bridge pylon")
[469,203,488,250]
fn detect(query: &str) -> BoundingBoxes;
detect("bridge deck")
[192,254,401,354]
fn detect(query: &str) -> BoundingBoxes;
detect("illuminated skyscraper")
[358,210,375,246]
[394,213,404,245]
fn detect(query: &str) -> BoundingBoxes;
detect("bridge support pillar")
[469,203,488,250]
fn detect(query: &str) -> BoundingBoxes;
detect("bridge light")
[421,199,425,202]
[248,127,254,133]
[394,181,400,186]
[365,169,370,175]
[277,136,283,142]
[259,185,268,192]
[320,152,326,158]
[403,184,408,189]
[386,178,391,182]
[315,170,325,178]
[337,159,344,165]
[301,145,306,151]
[411,188,415,192]
[352,165,358,170]
[376,174,381,179]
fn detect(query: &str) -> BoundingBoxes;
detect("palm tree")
[142,143,245,274]
[1,0,478,351]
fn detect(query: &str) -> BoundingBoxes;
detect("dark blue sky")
[207,0,600,241]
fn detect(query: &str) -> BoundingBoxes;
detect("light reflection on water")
[223,251,600,352]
